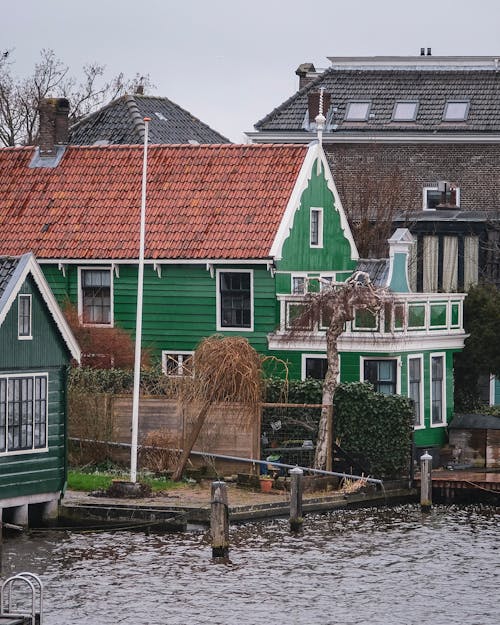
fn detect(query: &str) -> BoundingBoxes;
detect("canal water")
[1,504,498,625]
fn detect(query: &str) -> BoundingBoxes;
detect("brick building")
[249,54,500,288]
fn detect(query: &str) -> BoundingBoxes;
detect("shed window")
[443,101,469,121]
[345,101,371,121]
[0,374,47,454]
[80,269,112,325]
[18,294,32,339]
[393,101,418,121]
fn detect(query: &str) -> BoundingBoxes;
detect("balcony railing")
[275,292,466,337]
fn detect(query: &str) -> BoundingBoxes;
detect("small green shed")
[0,253,80,527]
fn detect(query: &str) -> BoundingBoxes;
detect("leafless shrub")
[139,430,180,474]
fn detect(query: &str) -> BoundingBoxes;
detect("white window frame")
[430,352,447,428]
[443,100,470,122]
[408,354,424,429]
[422,186,460,211]
[392,100,419,121]
[0,372,49,456]
[291,274,308,295]
[360,356,401,395]
[310,207,323,248]
[77,266,114,327]
[345,101,371,121]
[162,351,195,377]
[301,353,332,381]
[18,294,32,340]
[216,268,254,332]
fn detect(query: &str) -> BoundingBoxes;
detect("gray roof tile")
[255,69,500,134]
[70,95,230,145]
[0,257,20,301]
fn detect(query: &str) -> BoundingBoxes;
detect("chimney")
[38,98,70,156]
[295,63,316,89]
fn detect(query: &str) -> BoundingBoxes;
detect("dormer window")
[393,101,419,121]
[443,100,469,121]
[345,101,371,121]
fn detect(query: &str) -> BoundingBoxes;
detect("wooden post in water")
[210,481,229,559]
[420,450,433,512]
[289,466,304,532]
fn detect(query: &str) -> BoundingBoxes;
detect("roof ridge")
[124,95,146,142]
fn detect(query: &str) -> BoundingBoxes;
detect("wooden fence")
[69,392,261,474]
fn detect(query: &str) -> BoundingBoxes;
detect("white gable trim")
[269,142,358,261]
[0,253,81,362]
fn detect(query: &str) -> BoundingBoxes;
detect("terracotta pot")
[259,478,273,492]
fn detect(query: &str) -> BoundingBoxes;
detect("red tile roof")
[0,144,307,260]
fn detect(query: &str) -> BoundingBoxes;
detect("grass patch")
[67,469,182,493]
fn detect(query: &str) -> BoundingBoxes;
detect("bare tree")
[0,48,153,146]
[289,273,386,470]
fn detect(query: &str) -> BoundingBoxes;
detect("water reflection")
[2,505,498,625]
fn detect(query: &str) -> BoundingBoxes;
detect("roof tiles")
[0,144,307,260]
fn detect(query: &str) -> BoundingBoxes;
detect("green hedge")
[333,382,414,477]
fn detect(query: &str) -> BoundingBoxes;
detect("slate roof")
[356,259,389,287]
[0,144,307,260]
[69,95,230,145]
[254,69,500,134]
[0,257,20,301]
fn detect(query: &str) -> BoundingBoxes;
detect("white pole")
[130,117,150,483]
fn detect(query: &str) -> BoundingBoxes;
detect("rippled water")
[2,505,498,625]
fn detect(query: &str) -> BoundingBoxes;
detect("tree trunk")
[314,323,342,470]
[172,400,211,481]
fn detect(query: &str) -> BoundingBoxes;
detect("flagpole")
[130,117,150,483]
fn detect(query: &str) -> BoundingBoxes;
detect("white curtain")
[423,236,439,292]
[442,236,458,292]
[408,234,418,292]
[464,236,479,288]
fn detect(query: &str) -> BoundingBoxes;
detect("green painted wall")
[276,159,356,276]
[0,276,70,500]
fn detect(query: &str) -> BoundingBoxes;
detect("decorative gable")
[271,142,358,290]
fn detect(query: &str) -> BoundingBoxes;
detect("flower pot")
[259,478,273,493]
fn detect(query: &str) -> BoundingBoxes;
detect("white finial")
[315,87,326,145]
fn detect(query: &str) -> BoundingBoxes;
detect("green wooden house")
[0,253,80,527]
[0,137,466,452]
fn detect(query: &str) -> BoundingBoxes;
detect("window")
[18,294,32,339]
[292,276,307,295]
[423,185,460,210]
[363,359,397,395]
[310,208,323,248]
[162,352,194,377]
[217,270,253,330]
[408,356,423,427]
[302,355,328,380]
[393,101,418,121]
[443,100,469,121]
[431,354,445,425]
[80,268,112,325]
[345,101,371,121]
[0,374,47,454]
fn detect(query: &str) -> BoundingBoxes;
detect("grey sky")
[3,0,499,142]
